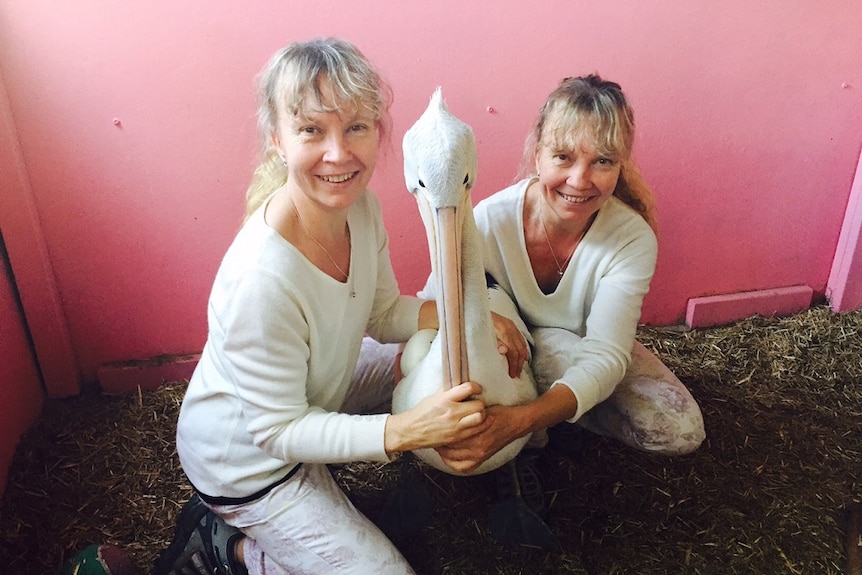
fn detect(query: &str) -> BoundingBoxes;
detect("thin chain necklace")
[539,199,589,276]
[291,200,351,283]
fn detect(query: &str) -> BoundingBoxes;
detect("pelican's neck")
[459,208,496,353]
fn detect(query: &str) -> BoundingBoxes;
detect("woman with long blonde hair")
[433,75,705,483]
[154,38,496,575]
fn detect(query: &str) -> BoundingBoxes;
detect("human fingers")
[450,397,487,432]
[458,409,485,428]
[505,344,522,378]
[445,380,483,402]
[491,314,528,378]
[436,446,484,474]
[495,340,522,378]
[498,336,528,378]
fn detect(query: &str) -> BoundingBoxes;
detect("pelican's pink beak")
[433,205,469,389]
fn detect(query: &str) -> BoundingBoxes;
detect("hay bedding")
[1,305,860,574]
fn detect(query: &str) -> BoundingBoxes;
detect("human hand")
[435,404,523,474]
[491,312,529,378]
[385,381,488,454]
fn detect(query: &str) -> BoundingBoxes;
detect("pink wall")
[0,64,79,397]
[0,240,43,495]
[0,62,56,494]
[0,0,860,400]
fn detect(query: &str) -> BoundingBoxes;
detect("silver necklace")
[539,199,588,276]
[291,201,354,295]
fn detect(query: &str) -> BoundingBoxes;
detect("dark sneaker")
[153,493,247,575]
[488,449,547,518]
[486,451,560,550]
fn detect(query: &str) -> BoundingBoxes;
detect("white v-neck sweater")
[473,178,658,421]
[177,190,422,500]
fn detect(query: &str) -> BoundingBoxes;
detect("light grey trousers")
[209,338,413,575]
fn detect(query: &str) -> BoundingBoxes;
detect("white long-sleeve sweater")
[473,178,658,422]
[177,190,423,501]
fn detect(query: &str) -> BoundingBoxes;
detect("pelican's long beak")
[434,205,469,389]
[416,192,469,390]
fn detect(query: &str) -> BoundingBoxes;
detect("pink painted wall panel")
[0,66,80,397]
[827,148,862,311]
[0,242,43,495]
[686,285,814,329]
[0,1,859,393]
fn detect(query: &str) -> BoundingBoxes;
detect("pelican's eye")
[418,179,425,188]
[464,173,473,189]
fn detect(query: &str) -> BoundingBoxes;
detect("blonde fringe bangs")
[242,39,392,223]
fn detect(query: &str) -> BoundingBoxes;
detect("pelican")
[392,89,538,475]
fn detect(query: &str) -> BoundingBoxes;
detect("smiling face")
[525,75,637,225]
[534,135,621,222]
[271,80,380,212]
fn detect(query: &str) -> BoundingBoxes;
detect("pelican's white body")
[392,90,537,475]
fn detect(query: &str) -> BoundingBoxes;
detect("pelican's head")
[403,88,477,210]
[402,88,478,265]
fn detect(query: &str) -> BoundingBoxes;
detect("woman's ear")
[269,131,284,162]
